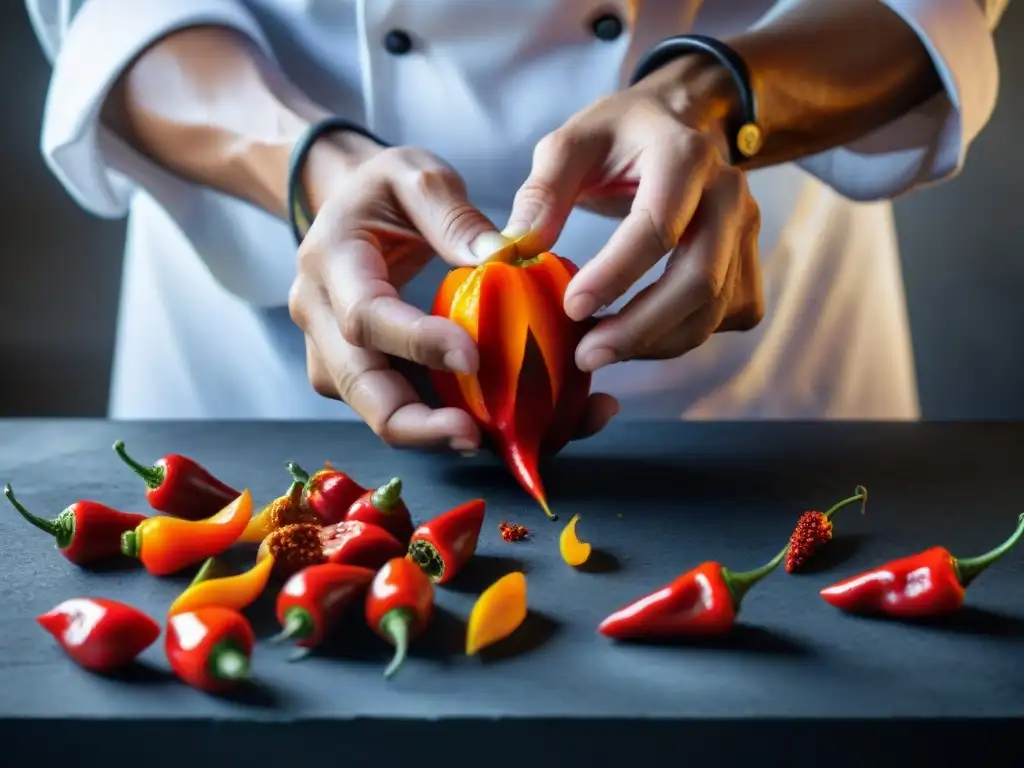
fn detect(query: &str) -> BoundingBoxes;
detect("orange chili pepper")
[238,480,315,544]
[120,490,253,576]
[465,571,527,655]
[167,555,276,616]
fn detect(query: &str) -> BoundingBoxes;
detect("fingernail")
[582,348,617,372]
[450,438,478,455]
[565,292,601,320]
[443,349,473,375]
[468,232,513,262]
[502,223,530,239]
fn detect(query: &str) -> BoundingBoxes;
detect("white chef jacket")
[26,0,1006,421]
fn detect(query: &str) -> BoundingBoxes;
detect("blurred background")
[1,4,1022,419]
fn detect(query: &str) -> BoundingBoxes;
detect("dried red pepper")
[38,598,160,673]
[273,563,375,653]
[166,606,254,693]
[786,486,867,572]
[5,484,147,566]
[239,480,317,544]
[365,556,435,680]
[499,521,529,542]
[345,477,415,545]
[598,544,788,639]
[408,499,486,584]
[113,440,239,521]
[287,461,366,526]
[256,522,326,576]
[820,513,1024,618]
[320,520,406,570]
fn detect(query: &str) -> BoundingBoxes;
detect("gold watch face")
[736,123,763,158]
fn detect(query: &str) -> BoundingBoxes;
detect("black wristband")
[287,117,390,245]
[629,34,762,165]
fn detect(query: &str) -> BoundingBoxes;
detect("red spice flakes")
[785,511,833,572]
[498,521,529,543]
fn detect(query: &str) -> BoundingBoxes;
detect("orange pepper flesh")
[465,571,528,655]
[167,554,276,616]
[559,514,592,567]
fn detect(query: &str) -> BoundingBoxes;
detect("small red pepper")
[320,520,406,569]
[287,461,366,526]
[345,477,415,545]
[38,597,161,673]
[820,513,1024,618]
[365,556,435,680]
[113,440,239,521]
[407,499,486,584]
[5,484,147,566]
[598,544,788,639]
[166,606,254,693]
[273,563,376,653]
[786,486,868,572]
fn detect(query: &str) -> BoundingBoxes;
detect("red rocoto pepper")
[287,461,366,526]
[166,606,254,693]
[273,563,376,653]
[113,440,239,521]
[5,484,147,566]
[365,557,435,680]
[345,477,415,545]
[598,544,788,639]
[407,499,486,584]
[320,520,406,570]
[38,598,160,673]
[820,513,1024,618]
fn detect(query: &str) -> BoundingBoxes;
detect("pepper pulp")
[344,477,415,545]
[273,563,375,653]
[256,522,326,576]
[288,461,366,526]
[365,557,435,680]
[408,499,486,584]
[239,480,316,544]
[38,598,160,673]
[166,606,254,693]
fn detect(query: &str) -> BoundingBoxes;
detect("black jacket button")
[383,29,413,55]
[591,13,624,41]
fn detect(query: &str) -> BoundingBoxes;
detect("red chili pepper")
[273,563,376,653]
[407,499,486,584]
[820,513,1024,618]
[38,598,160,673]
[113,440,239,521]
[320,520,406,570]
[598,544,788,639]
[287,461,366,526]
[365,556,434,680]
[786,486,867,572]
[345,477,415,545]
[166,606,254,693]
[5,484,147,566]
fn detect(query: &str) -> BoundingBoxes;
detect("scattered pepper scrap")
[465,571,528,655]
[499,521,529,542]
[38,598,160,673]
[257,522,326,576]
[273,563,375,655]
[287,460,366,526]
[239,480,316,544]
[166,606,254,693]
[408,499,486,584]
[786,486,867,573]
[167,555,275,617]
[365,557,435,680]
[559,514,591,567]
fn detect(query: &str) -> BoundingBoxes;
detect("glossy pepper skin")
[120,490,253,576]
[430,251,591,520]
[168,555,276,617]
[239,480,316,544]
[407,499,486,584]
[598,545,788,639]
[365,557,435,680]
[344,477,415,545]
[820,513,1024,618]
[273,563,375,652]
[5,484,147,566]
[38,598,160,673]
[320,520,406,569]
[287,461,366,526]
[113,440,239,521]
[166,606,254,693]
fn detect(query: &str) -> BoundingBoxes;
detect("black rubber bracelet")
[629,34,762,164]
[287,117,390,245]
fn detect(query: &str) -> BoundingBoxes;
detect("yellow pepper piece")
[238,480,306,544]
[559,514,591,566]
[465,571,527,656]
[167,554,275,616]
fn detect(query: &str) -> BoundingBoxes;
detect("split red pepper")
[320,520,406,570]
[273,563,375,654]
[287,460,366,526]
[786,486,868,572]
[598,543,789,639]
[113,440,239,521]
[365,556,435,680]
[166,606,254,693]
[407,499,486,584]
[345,477,414,545]
[820,513,1024,618]
[5,484,147,566]
[38,598,160,673]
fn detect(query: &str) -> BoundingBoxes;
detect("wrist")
[303,130,385,216]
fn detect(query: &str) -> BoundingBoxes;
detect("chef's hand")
[288,142,619,450]
[506,59,765,372]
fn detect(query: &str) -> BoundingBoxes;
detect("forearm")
[103,25,376,218]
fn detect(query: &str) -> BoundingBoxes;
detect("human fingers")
[716,213,765,333]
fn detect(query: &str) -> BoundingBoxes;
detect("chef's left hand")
[505,61,765,372]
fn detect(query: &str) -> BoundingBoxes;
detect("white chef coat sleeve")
[25,0,275,219]
[756,0,1007,202]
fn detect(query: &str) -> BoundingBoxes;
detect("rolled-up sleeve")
[26,0,275,219]
[761,0,1007,202]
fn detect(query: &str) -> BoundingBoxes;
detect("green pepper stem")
[285,479,304,505]
[112,440,165,489]
[823,485,868,521]
[270,606,315,644]
[286,461,310,485]
[371,478,403,513]
[723,543,789,608]
[380,608,412,680]
[121,529,141,558]
[209,641,249,681]
[189,557,218,588]
[954,513,1024,588]
[4,484,76,548]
